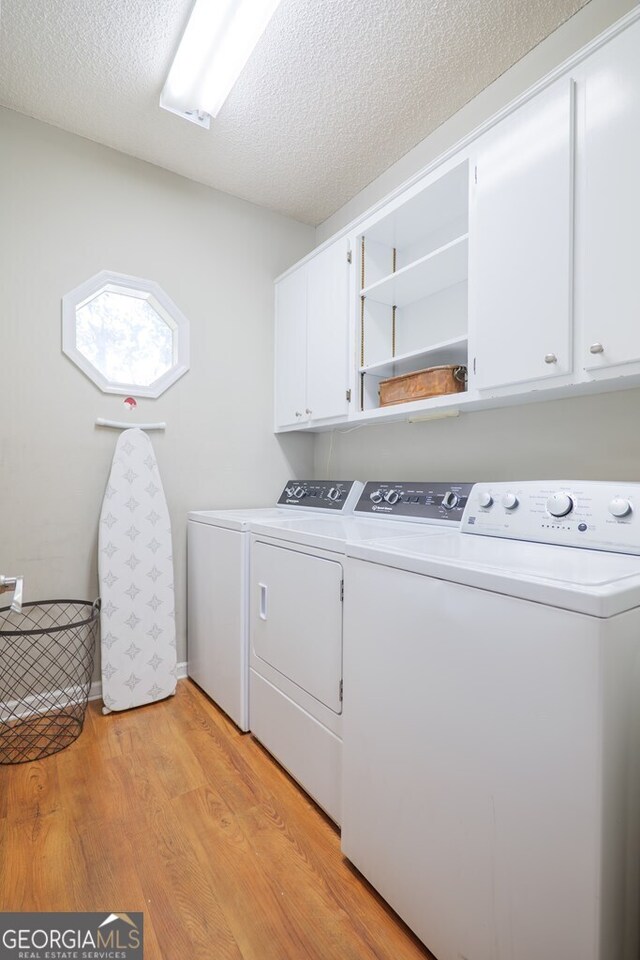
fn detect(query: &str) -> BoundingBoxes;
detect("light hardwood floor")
[0,680,434,960]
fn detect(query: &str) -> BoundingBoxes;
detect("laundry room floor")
[0,680,433,960]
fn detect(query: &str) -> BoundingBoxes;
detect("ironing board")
[98,428,177,712]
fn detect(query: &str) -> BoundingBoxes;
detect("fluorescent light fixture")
[160,0,283,128]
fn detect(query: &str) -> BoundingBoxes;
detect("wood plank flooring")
[0,680,434,960]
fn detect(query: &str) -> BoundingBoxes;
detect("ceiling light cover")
[161,0,283,124]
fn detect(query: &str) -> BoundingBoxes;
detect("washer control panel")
[277,480,363,511]
[355,482,474,523]
[463,481,640,554]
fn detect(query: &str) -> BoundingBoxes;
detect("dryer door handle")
[259,583,268,620]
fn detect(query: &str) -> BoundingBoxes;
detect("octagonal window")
[62,271,189,398]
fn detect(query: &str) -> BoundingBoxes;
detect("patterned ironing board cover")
[98,428,177,712]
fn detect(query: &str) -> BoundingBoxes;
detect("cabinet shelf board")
[360,336,468,378]
[361,235,468,307]
[354,388,476,422]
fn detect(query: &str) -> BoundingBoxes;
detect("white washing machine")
[249,481,474,823]
[342,480,640,960]
[187,480,362,731]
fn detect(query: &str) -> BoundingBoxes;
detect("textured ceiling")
[0,0,589,225]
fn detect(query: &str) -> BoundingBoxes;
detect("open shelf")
[361,235,468,307]
[359,335,468,379]
[356,158,471,414]
[364,161,469,250]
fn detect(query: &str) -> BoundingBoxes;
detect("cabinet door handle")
[295,411,302,418]
[544,354,557,364]
[590,342,604,354]
[305,408,312,416]
[259,583,268,621]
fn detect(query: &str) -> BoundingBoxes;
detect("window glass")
[76,290,174,387]
[62,272,189,398]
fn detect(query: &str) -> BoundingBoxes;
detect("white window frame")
[62,270,190,398]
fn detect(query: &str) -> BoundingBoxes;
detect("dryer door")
[251,540,343,713]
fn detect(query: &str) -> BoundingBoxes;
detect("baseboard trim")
[0,662,188,723]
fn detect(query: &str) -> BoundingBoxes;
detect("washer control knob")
[369,490,383,504]
[478,492,493,508]
[441,491,459,510]
[384,490,400,505]
[285,486,295,497]
[546,492,574,518]
[327,487,341,502]
[293,486,306,499]
[502,493,519,510]
[609,497,632,518]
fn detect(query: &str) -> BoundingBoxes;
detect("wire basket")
[0,599,100,764]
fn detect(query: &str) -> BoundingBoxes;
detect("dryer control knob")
[442,491,459,510]
[478,492,493,508]
[327,487,341,502]
[369,490,383,504]
[502,493,519,510]
[293,486,306,499]
[609,497,632,518]
[384,490,400,504]
[546,492,574,518]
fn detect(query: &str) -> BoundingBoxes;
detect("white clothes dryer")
[187,480,362,731]
[249,481,474,823]
[342,480,640,960]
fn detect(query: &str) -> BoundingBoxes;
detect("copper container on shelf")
[378,364,467,407]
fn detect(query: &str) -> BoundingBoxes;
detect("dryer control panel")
[277,480,363,512]
[463,480,640,554]
[354,482,474,524]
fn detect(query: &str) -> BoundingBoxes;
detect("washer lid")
[250,516,453,552]
[347,533,640,617]
[187,507,293,531]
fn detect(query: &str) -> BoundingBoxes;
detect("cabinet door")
[581,21,640,372]
[306,238,350,421]
[274,265,307,429]
[470,78,574,390]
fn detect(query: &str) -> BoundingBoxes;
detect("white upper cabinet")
[470,77,575,391]
[306,239,351,422]
[274,237,351,430]
[273,12,640,431]
[579,20,640,374]
[274,264,307,428]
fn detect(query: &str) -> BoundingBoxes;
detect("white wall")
[315,389,640,483]
[314,0,640,484]
[0,107,315,674]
